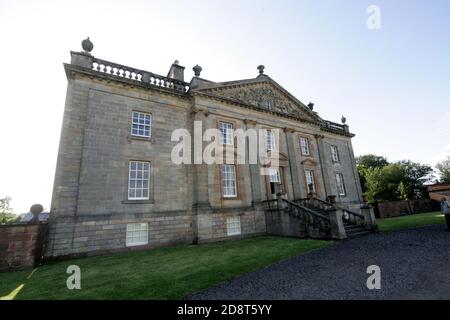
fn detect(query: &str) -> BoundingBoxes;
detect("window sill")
[126,241,149,247]
[122,200,154,204]
[227,233,242,237]
[128,135,153,143]
[222,196,239,200]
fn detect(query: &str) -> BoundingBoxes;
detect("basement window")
[126,223,148,247]
[226,216,241,236]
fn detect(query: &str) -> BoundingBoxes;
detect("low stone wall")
[0,223,48,272]
[373,199,440,218]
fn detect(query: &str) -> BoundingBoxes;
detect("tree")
[398,160,433,199]
[356,154,389,192]
[356,154,389,170]
[363,161,433,202]
[0,196,19,224]
[436,156,450,183]
[364,164,404,202]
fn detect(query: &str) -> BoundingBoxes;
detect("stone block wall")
[322,136,363,206]
[196,207,266,243]
[373,199,440,218]
[0,223,48,272]
[46,56,362,258]
[265,209,330,239]
[265,209,306,238]
[45,212,192,258]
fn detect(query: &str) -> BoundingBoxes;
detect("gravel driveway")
[190,224,450,300]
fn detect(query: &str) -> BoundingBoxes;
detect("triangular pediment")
[194,76,322,123]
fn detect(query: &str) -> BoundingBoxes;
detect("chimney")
[167,60,185,82]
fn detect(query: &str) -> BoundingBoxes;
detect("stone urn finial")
[81,37,93,54]
[257,65,265,75]
[30,204,43,214]
[29,204,43,224]
[341,115,347,124]
[193,64,202,77]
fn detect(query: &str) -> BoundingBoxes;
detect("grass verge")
[0,236,332,300]
[377,211,445,232]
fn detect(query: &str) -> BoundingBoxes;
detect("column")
[315,134,332,198]
[191,107,211,243]
[284,128,303,200]
[244,119,263,205]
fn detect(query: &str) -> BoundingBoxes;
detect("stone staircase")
[343,222,372,238]
[304,200,373,239]
[265,196,376,240]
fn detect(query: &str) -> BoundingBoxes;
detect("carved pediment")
[197,80,321,123]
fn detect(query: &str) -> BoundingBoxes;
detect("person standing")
[441,197,450,230]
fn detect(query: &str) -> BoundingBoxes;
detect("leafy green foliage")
[356,155,433,202]
[436,156,450,183]
[356,154,389,192]
[356,154,389,170]
[0,197,20,224]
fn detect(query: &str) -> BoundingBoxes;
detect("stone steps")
[344,223,372,238]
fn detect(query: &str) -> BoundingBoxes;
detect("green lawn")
[377,211,445,232]
[0,236,331,300]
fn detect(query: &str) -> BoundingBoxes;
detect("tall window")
[265,129,276,151]
[335,173,346,196]
[330,145,340,162]
[131,111,152,138]
[226,216,241,236]
[128,161,150,200]
[269,168,281,183]
[221,164,237,197]
[305,169,316,193]
[126,223,148,247]
[300,137,310,156]
[219,121,233,145]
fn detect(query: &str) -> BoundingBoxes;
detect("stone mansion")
[45,39,373,258]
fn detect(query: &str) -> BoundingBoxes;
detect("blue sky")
[0,0,449,212]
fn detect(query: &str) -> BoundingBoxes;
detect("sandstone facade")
[45,45,363,258]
